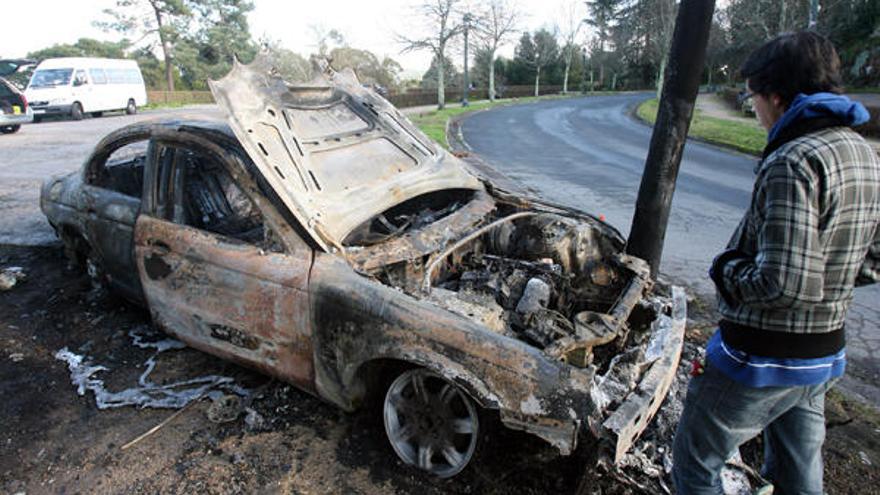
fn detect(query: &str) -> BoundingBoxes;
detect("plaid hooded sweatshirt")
[706,93,880,386]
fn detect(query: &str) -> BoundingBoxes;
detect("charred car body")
[40,55,686,477]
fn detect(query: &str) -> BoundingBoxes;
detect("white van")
[25,57,147,121]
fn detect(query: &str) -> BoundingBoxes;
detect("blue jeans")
[672,360,836,495]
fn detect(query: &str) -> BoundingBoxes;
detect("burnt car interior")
[154,144,283,251]
[344,189,475,246]
[348,189,662,370]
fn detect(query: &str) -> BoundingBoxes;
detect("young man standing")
[672,31,880,494]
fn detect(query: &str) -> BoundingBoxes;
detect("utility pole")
[462,12,472,107]
[625,0,716,278]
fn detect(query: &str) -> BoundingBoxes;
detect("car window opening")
[92,140,149,198]
[161,145,285,253]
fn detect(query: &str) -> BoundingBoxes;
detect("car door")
[71,69,93,111]
[133,136,315,389]
[80,135,150,302]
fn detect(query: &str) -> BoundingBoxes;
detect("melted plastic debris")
[603,342,758,493]
[589,347,644,412]
[55,326,248,410]
[0,266,26,291]
[644,311,673,363]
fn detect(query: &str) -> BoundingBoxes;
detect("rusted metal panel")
[595,286,687,463]
[308,253,596,454]
[134,215,315,390]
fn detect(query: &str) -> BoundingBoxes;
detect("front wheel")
[70,102,84,121]
[125,99,137,115]
[383,369,480,478]
[0,125,20,134]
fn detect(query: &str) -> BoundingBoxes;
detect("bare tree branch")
[395,0,466,109]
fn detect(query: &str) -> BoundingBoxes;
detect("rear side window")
[89,140,149,198]
[105,68,143,84]
[89,68,108,84]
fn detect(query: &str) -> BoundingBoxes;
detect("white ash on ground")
[0,266,26,291]
[605,342,754,494]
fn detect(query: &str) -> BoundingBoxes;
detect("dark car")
[40,55,685,478]
[0,59,35,134]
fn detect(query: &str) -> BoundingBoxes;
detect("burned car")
[40,55,685,478]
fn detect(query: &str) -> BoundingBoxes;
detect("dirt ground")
[1,243,878,495]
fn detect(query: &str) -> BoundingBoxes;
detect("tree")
[645,0,677,96]
[420,54,461,90]
[704,16,728,88]
[261,38,312,82]
[557,1,585,93]
[398,0,465,109]
[473,0,521,101]
[515,29,559,96]
[96,0,192,91]
[309,24,346,58]
[175,0,256,88]
[329,47,402,91]
[585,0,619,87]
[27,38,131,60]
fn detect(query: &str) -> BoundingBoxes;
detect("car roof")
[34,57,139,69]
[105,118,238,142]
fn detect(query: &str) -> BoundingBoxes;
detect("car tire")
[71,102,84,121]
[0,125,20,134]
[383,368,481,478]
[91,111,103,118]
[126,99,137,115]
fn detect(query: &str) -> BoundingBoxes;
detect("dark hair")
[740,31,843,107]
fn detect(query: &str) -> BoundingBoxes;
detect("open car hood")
[209,54,483,252]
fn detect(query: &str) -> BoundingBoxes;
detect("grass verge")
[637,98,767,156]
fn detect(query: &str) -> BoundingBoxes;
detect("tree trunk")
[534,67,540,97]
[437,53,446,110]
[563,59,571,93]
[656,56,667,99]
[489,52,496,101]
[150,1,175,92]
[808,0,819,28]
[779,0,787,34]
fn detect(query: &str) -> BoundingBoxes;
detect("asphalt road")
[0,105,225,245]
[460,93,880,404]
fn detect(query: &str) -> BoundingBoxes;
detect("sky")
[0,0,581,79]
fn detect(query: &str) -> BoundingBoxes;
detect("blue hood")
[768,92,870,143]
